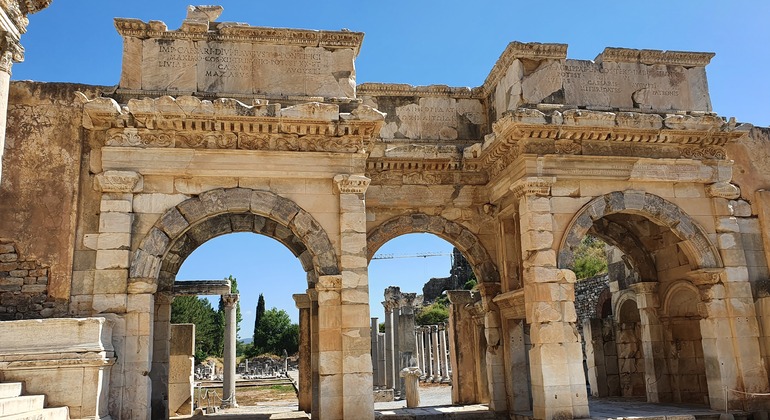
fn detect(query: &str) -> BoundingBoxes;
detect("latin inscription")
[562,62,680,98]
[399,106,456,123]
[155,44,325,79]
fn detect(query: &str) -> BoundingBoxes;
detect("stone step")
[0,395,45,417]
[0,384,22,400]
[0,406,69,420]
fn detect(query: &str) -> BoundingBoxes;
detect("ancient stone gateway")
[2,5,770,420]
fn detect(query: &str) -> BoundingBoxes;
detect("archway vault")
[558,191,723,280]
[130,187,339,292]
[367,213,500,284]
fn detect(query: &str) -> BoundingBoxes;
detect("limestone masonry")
[1,4,770,420]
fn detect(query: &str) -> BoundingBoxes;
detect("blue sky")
[12,1,769,335]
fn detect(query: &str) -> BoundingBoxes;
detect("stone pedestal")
[221,294,239,408]
[400,366,422,408]
[0,318,115,419]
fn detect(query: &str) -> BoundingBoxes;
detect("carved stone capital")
[95,171,143,193]
[293,293,311,309]
[0,33,23,73]
[510,177,555,199]
[398,292,417,308]
[222,293,239,307]
[334,174,370,195]
[706,182,741,199]
[686,268,724,286]
[446,290,479,306]
[155,292,175,305]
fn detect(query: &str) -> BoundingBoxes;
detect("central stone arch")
[130,187,339,291]
[366,213,499,284]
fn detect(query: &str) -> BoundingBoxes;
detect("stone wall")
[422,248,473,302]
[574,273,610,325]
[0,240,66,320]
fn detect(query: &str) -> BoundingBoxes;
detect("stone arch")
[366,213,500,284]
[614,291,640,324]
[558,191,723,275]
[129,187,339,292]
[596,286,613,319]
[662,280,701,318]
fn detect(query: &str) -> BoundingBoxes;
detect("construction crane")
[371,252,452,260]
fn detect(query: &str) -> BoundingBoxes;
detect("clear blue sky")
[12,1,769,335]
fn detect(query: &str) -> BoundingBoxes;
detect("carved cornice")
[599,47,715,67]
[464,109,747,182]
[358,83,475,99]
[114,18,365,56]
[365,157,488,186]
[492,290,525,320]
[83,96,384,154]
[481,42,568,97]
[334,174,370,194]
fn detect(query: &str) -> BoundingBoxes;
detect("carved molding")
[509,177,555,199]
[114,17,364,55]
[221,293,239,307]
[706,182,741,199]
[334,174,370,195]
[95,170,143,193]
[600,47,715,67]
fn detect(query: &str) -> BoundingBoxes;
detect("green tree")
[171,295,218,363]
[573,235,608,279]
[253,308,299,355]
[416,302,449,326]
[253,293,265,347]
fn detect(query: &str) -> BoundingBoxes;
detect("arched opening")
[366,214,499,411]
[132,188,338,418]
[560,191,721,407]
[172,232,307,413]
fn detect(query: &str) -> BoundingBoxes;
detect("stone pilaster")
[221,293,239,408]
[691,269,770,411]
[629,282,671,403]
[447,290,481,404]
[307,288,320,419]
[151,293,173,419]
[516,178,589,419]
[0,32,24,184]
[334,174,374,419]
[316,275,343,419]
[478,282,507,412]
[293,293,312,413]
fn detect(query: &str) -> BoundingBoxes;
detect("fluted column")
[417,327,426,380]
[293,294,312,413]
[221,293,239,408]
[430,325,441,382]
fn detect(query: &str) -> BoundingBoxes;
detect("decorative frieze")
[509,177,555,199]
[334,174,370,195]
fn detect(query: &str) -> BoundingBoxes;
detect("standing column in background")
[221,294,239,408]
[292,294,312,413]
[431,325,441,382]
[371,317,380,388]
[383,300,395,391]
[440,323,451,383]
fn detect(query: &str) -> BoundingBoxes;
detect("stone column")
[383,300,395,391]
[583,318,606,397]
[221,294,239,408]
[430,325,441,382]
[413,328,421,381]
[377,332,386,388]
[334,174,375,419]
[293,294,312,413]
[398,293,417,392]
[371,317,380,389]
[439,323,451,382]
[630,282,671,403]
[516,179,589,419]
[421,327,432,380]
[447,290,481,404]
[416,327,426,380]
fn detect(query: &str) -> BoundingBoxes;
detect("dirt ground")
[195,385,297,408]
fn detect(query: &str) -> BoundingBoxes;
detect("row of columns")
[414,324,451,383]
